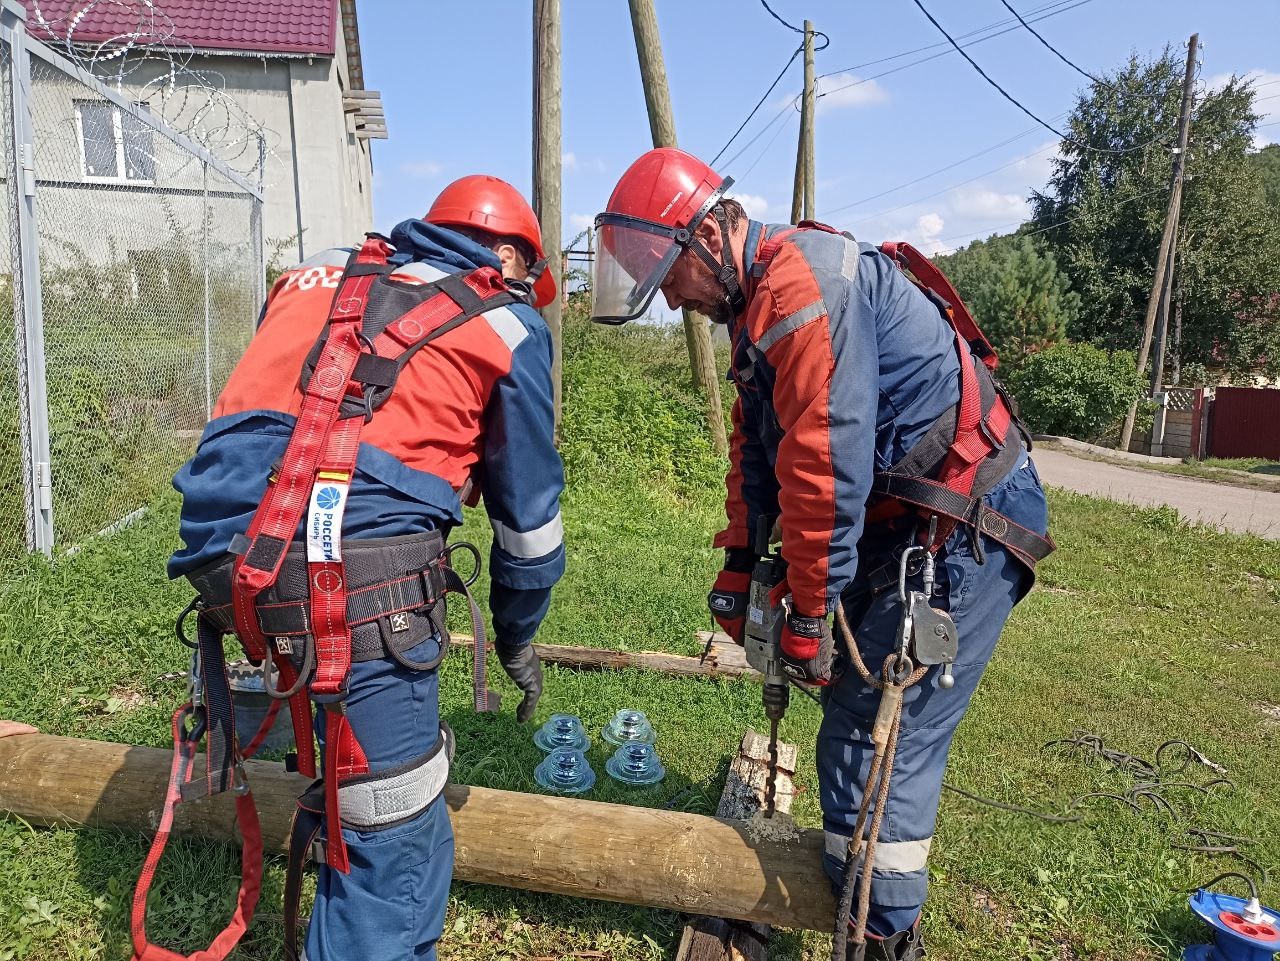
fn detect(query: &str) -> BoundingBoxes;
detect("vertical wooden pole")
[1149,209,1181,396]
[789,21,816,223]
[627,0,728,456]
[533,0,563,432]
[1119,33,1197,452]
[801,20,816,221]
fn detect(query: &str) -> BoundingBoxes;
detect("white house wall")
[27,44,374,274]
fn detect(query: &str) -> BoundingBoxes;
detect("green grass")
[1196,456,1280,476]
[1,310,1278,960]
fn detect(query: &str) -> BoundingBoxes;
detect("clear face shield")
[590,215,688,325]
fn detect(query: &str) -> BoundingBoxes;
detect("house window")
[75,100,155,182]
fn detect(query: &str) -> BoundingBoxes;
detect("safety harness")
[751,223,1055,574]
[131,235,517,961]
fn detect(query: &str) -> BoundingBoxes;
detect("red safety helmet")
[592,148,743,324]
[425,175,556,308]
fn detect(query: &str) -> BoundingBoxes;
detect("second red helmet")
[425,175,556,309]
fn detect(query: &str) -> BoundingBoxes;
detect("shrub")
[1005,341,1147,443]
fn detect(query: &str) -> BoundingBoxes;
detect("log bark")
[0,734,833,931]
[676,730,799,961]
[453,633,757,681]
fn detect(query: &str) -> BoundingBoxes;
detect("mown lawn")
[1,314,1278,960]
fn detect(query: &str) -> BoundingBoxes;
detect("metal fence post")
[4,3,53,555]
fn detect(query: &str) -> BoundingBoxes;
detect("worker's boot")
[849,926,926,961]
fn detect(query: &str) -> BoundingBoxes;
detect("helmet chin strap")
[688,205,746,318]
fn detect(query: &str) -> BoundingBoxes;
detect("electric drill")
[742,518,790,818]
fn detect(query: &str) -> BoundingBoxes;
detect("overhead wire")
[758,0,830,50]
[929,184,1167,254]
[714,0,1094,172]
[818,0,1091,79]
[822,117,1065,219]
[997,0,1100,83]
[710,44,804,166]
[838,136,1062,230]
[816,0,1096,99]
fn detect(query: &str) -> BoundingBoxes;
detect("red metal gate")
[1207,387,1280,459]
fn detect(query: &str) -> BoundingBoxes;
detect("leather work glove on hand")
[781,612,838,686]
[496,644,543,723]
[707,548,756,645]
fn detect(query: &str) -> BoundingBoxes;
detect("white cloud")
[729,193,769,219]
[814,73,889,112]
[400,160,442,179]
[901,212,947,256]
[569,213,594,231]
[1012,141,1061,188]
[946,186,1029,221]
[562,151,578,170]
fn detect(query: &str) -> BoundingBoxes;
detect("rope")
[830,602,929,959]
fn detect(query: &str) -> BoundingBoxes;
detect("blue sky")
[359,0,1280,260]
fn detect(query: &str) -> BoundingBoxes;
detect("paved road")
[1031,447,1280,539]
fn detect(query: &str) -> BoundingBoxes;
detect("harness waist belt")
[188,531,448,663]
[871,471,1055,571]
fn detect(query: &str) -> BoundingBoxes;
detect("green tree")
[934,234,1077,367]
[1252,143,1280,213]
[1031,51,1280,381]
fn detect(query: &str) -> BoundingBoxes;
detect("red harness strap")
[130,707,263,961]
[751,228,1021,551]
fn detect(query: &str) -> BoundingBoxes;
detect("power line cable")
[719,93,799,170]
[907,0,1171,155]
[818,0,1094,82]
[741,110,799,180]
[930,184,1166,253]
[759,0,830,50]
[710,44,803,166]
[820,117,1065,218]
[815,0,1095,103]
[841,139,1061,230]
[998,0,1100,83]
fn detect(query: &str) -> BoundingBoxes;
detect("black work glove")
[496,644,543,723]
[780,612,838,686]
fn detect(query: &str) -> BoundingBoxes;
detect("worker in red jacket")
[593,148,1052,960]
[167,176,565,961]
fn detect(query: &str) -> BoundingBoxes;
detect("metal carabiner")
[445,541,482,588]
[175,596,204,650]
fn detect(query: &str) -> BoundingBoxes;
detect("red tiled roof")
[23,0,337,56]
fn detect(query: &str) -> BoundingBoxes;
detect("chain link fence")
[0,7,264,557]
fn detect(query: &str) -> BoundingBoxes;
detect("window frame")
[73,99,156,185]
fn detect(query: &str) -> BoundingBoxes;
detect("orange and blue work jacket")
[169,220,565,647]
[718,222,969,619]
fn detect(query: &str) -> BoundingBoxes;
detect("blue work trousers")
[818,455,1049,937]
[305,635,451,961]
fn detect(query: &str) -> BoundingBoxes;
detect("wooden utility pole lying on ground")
[0,733,835,931]
[452,632,756,681]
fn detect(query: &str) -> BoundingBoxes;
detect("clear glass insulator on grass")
[533,713,591,753]
[601,708,656,746]
[606,742,666,785]
[534,747,596,794]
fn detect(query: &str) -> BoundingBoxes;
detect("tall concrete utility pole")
[628,0,728,455]
[533,0,563,430]
[1119,33,1198,453]
[790,20,816,223]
